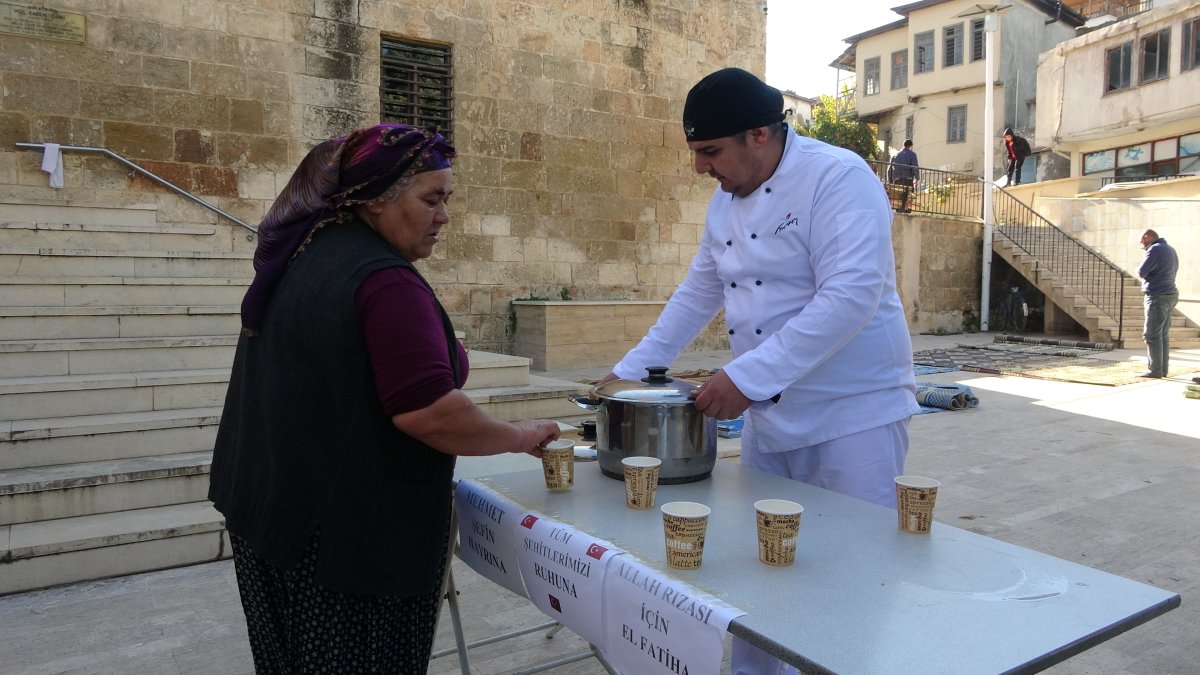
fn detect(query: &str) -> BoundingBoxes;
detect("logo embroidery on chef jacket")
[774,212,799,235]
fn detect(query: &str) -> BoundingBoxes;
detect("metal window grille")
[1184,18,1200,72]
[891,50,908,90]
[1105,42,1132,92]
[947,105,967,143]
[970,19,985,62]
[905,116,914,142]
[380,38,454,140]
[864,57,881,96]
[944,23,964,67]
[1139,29,1170,83]
[915,31,935,73]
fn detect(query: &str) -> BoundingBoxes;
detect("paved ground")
[1,332,1197,674]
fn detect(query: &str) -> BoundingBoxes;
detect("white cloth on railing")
[41,143,64,188]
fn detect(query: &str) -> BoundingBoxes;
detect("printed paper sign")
[601,556,746,675]
[515,512,622,646]
[454,481,528,598]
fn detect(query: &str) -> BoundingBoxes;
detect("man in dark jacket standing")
[1136,229,1179,378]
[1003,128,1031,186]
[887,139,919,213]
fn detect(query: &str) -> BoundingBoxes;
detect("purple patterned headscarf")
[240,124,455,335]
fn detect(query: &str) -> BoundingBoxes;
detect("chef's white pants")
[731,418,911,675]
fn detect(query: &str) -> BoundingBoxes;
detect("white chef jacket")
[614,127,919,452]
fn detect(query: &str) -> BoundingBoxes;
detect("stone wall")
[893,214,982,334]
[0,0,764,353]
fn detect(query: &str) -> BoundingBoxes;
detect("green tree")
[794,95,879,161]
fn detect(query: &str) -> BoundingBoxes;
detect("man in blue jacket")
[1136,229,1179,378]
[887,139,919,213]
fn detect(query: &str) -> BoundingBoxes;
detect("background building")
[844,0,1082,178]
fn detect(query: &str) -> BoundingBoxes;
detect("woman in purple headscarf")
[209,124,560,673]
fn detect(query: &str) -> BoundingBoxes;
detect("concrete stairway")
[993,228,1200,349]
[0,199,587,595]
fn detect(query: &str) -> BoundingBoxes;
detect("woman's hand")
[516,419,561,457]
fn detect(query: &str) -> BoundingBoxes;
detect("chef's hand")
[689,370,752,420]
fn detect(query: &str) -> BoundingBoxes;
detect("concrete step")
[0,306,240,340]
[0,248,254,278]
[463,350,529,390]
[0,335,238,378]
[0,369,230,420]
[0,451,211,526]
[0,407,222,470]
[0,202,159,228]
[1,276,250,308]
[0,221,238,254]
[0,501,228,595]
[466,374,590,422]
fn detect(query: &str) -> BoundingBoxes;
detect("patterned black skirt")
[229,531,447,674]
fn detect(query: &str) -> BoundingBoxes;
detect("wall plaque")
[0,2,85,43]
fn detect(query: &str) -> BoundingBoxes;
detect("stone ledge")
[511,300,666,370]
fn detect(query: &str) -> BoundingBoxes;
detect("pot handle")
[568,395,602,411]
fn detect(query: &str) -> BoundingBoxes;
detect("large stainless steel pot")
[571,366,717,484]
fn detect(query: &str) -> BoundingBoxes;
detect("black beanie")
[682,68,785,142]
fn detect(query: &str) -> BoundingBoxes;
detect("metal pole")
[981,15,997,331]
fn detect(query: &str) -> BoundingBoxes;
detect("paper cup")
[540,439,575,492]
[622,456,662,509]
[895,475,940,534]
[754,499,804,566]
[661,501,711,569]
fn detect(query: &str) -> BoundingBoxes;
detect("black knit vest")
[210,220,457,596]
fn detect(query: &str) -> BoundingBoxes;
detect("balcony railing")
[1074,0,1152,20]
[1099,173,1193,188]
[866,161,983,219]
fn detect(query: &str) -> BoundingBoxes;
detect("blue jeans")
[1143,292,1179,376]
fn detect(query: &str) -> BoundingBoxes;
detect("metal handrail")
[14,142,257,238]
[866,160,983,220]
[991,188,1128,344]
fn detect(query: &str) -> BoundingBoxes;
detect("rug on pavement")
[912,344,1068,371]
[994,334,1115,351]
[915,382,980,414]
[962,358,1200,387]
[914,365,960,375]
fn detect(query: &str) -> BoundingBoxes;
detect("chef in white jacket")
[603,68,919,675]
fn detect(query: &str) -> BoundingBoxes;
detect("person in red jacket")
[1003,127,1031,186]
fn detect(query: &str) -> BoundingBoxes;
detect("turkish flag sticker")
[586,543,607,560]
[521,515,538,529]
[548,595,562,613]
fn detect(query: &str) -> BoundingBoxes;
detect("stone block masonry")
[0,0,767,354]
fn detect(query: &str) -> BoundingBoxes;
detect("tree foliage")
[794,95,879,161]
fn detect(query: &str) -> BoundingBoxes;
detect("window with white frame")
[891,50,908,90]
[947,105,967,143]
[864,57,881,96]
[944,23,964,67]
[1184,17,1200,72]
[905,116,914,142]
[915,31,935,73]
[1140,28,1170,83]
[970,18,985,62]
[1105,41,1132,93]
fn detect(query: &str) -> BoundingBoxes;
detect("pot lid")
[592,366,700,405]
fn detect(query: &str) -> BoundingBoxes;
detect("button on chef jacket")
[614,126,919,451]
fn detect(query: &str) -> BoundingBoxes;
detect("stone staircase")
[993,227,1200,349]
[0,199,587,595]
